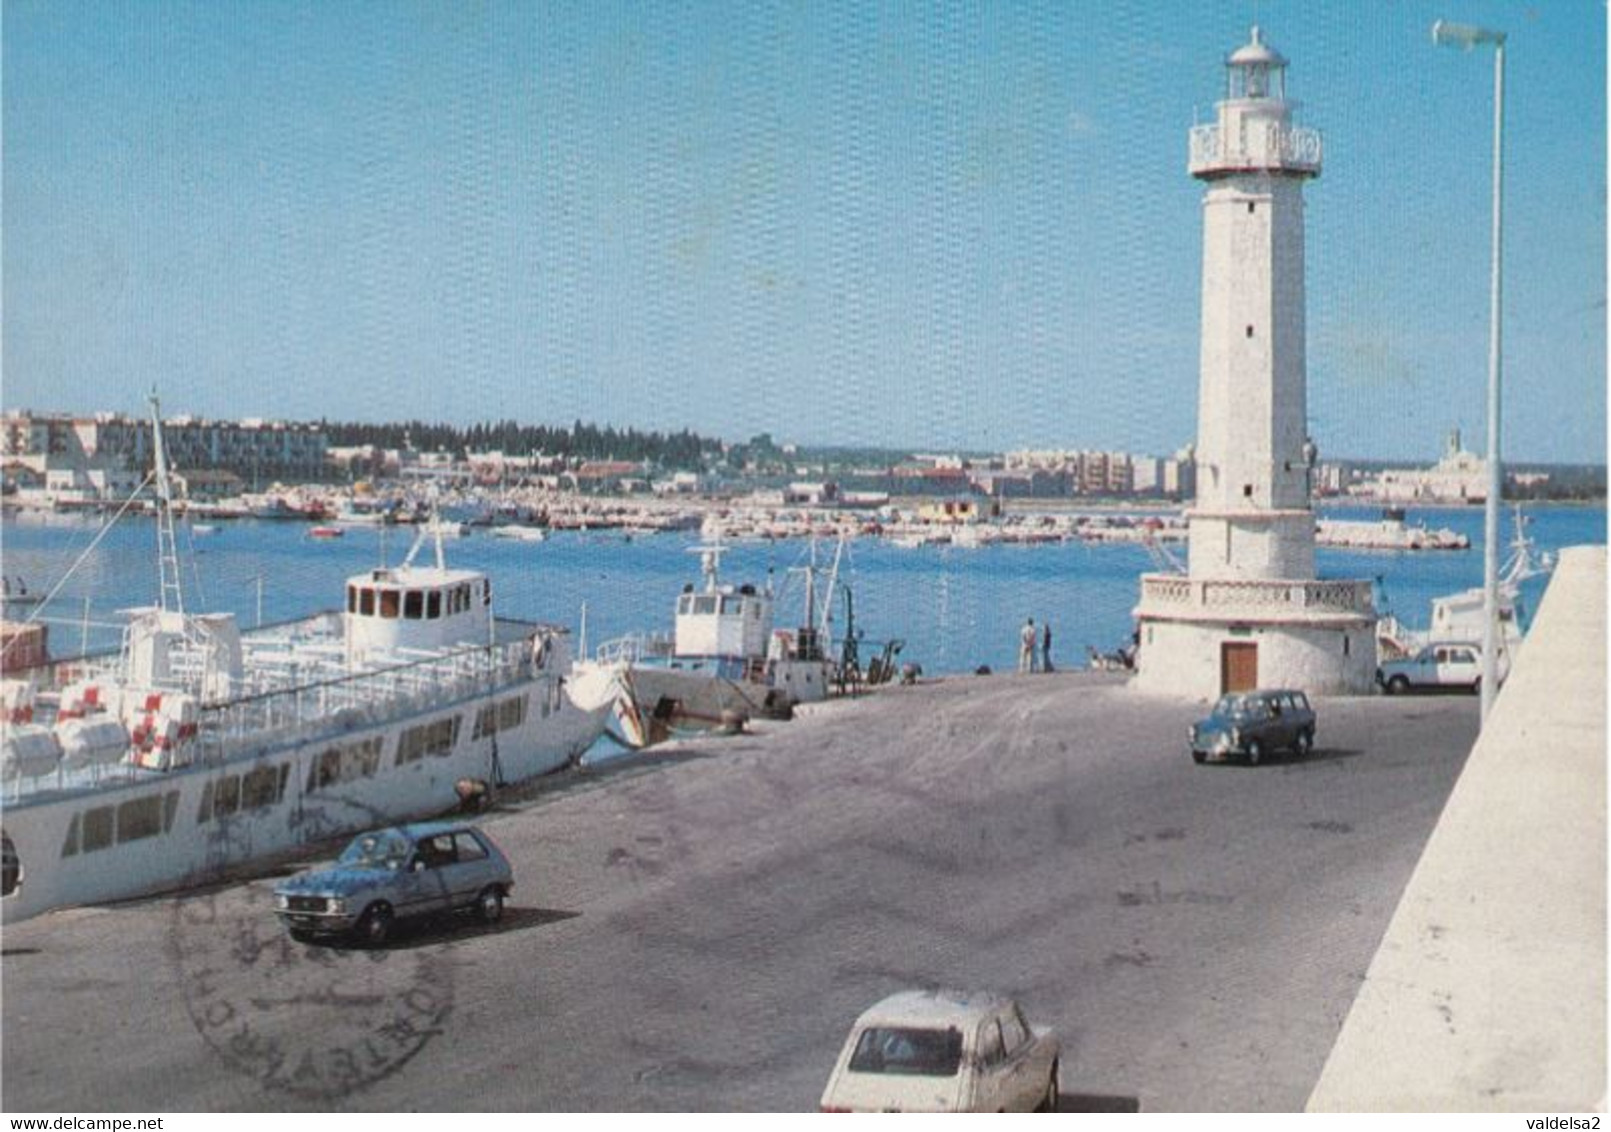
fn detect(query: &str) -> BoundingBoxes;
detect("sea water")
[1,503,1603,677]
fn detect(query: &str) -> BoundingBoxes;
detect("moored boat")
[1376,507,1552,661]
[0,397,607,924]
[570,542,842,748]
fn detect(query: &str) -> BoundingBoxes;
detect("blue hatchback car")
[274,821,514,946]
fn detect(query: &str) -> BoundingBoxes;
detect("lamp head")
[1432,20,1506,50]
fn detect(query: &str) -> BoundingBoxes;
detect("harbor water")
[1,503,1603,677]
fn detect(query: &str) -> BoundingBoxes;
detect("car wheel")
[1245,739,1263,767]
[1039,1060,1059,1112]
[1387,675,1410,695]
[1191,750,1206,765]
[1295,729,1313,757]
[355,902,393,948]
[475,885,505,925]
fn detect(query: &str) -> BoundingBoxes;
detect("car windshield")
[337,831,412,870]
[1213,694,1256,718]
[848,1026,963,1077]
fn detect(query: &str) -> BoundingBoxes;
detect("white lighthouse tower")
[1134,27,1376,699]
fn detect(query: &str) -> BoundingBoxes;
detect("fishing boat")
[0,397,606,924]
[570,541,843,749]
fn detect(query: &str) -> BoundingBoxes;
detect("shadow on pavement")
[326,905,582,951]
[1056,1092,1141,1112]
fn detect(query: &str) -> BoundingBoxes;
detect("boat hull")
[0,675,606,924]
[584,662,796,749]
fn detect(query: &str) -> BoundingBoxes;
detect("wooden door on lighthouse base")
[1221,641,1259,694]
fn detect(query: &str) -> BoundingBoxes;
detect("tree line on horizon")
[320,418,724,469]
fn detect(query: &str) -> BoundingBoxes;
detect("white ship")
[1376,508,1553,661]
[0,398,606,924]
[570,542,840,749]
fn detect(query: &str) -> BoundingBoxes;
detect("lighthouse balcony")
[1137,573,1373,625]
[1189,122,1321,177]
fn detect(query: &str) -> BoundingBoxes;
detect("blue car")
[1189,689,1316,765]
[274,821,514,946]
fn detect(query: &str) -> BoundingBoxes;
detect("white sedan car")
[1378,640,1508,694]
[820,990,1060,1113]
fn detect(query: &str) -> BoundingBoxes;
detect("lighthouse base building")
[1133,27,1376,701]
[1134,584,1378,699]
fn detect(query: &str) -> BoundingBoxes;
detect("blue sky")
[4,1,1604,462]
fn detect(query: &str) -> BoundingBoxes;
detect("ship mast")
[149,391,186,618]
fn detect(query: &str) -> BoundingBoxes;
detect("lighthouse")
[1134,27,1377,699]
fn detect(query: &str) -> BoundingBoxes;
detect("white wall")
[1134,617,1378,701]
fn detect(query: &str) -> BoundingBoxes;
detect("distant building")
[654,471,707,496]
[172,468,246,501]
[1160,448,1197,499]
[1,409,328,486]
[1359,429,1489,503]
[916,498,1000,524]
[784,482,839,505]
[570,460,646,494]
[970,469,1066,497]
[892,464,973,494]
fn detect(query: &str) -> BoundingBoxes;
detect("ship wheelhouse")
[672,583,771,661]
[344,565,493,662]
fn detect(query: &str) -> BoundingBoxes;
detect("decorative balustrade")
[1188,122,1322,176]
[1139,574,1373,619]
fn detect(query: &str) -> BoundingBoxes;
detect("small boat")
[490,524,547,543]
[308,525,344,539]
[190,524,218,536]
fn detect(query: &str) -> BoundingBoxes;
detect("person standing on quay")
[1019,618,1037,673]
[1043,621,1054,673]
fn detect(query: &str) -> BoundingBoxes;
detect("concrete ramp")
[1308,546,1606,1111]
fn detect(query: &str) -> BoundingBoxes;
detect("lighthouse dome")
[1228,26,1287,68]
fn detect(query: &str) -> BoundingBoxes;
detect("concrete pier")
[1309,546,1606,1111]
[4,669,1481,1110]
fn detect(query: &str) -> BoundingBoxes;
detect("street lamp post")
[1432,19,1506,723]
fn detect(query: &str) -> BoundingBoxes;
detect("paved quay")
[3,673,1480,1111]
[1310,546,1606,1111]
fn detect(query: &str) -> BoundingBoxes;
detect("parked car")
[1377,641,1503,694]
[274,821,513,945]
[1189,688,1316,765]
[820,990,1060,1113]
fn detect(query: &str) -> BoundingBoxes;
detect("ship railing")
[192,636,542,766]
[594,633,675,665]
[1138,574,1375,617]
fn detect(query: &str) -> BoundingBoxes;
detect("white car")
[1378,640,1507,694]
[820,990,1060,1113]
